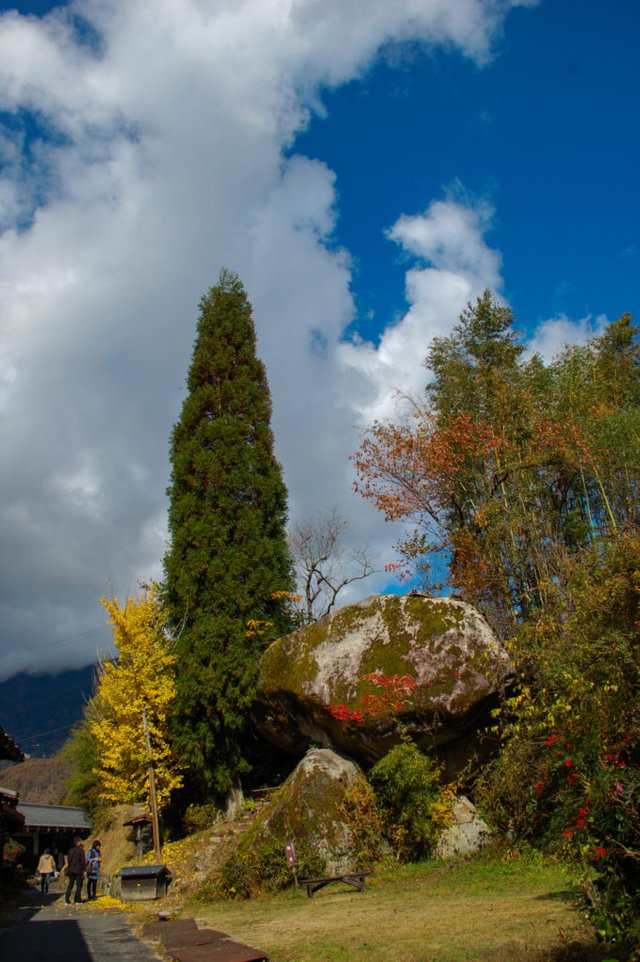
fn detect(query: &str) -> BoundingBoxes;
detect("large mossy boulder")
[254,593,512,776]
[218,749,361,896]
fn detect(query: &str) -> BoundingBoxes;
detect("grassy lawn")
[188,855,607,962]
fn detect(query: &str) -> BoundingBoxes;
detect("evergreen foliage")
[164,269,294,796]
[60,716,103,814]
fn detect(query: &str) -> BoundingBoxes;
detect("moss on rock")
[217,749,361,897]
[255,594,512,777]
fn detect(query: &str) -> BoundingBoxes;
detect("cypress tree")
[164,269,294,795]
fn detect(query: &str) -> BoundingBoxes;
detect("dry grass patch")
[92,805,144,876]
[189,856,612,962]
[0,757,72,805]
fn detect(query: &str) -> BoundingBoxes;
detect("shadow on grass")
[534,889,579,903]
[533,942,626,962]
[477,940,626,962]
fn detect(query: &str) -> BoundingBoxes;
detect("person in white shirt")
[37,848,56,894]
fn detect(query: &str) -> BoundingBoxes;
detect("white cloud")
[0,0,531,678]
[339,198,502,424]
[526,312,607,361]
[389,199,500,282]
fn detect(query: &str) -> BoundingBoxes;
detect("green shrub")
[183,802,221,834]
[2,838,28,887]
[214,837,323,900]
[338,774,388,868]
[369,737,445,860]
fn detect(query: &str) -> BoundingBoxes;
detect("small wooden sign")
[284,841,297,866]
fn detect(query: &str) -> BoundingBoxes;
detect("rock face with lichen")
[253,593,512,777]
[435,796,492,858]
[220,749,361,892]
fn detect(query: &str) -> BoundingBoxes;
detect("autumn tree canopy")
[90,585,182,811]
[354,291,640,635]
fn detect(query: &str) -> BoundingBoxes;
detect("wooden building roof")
[16,801,91,832]
[0,725,23,763]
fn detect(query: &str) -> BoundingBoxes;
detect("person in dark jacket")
[64,836,86,905]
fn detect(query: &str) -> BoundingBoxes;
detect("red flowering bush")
[476,534,640,947]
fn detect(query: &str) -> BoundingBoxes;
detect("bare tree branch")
[288,507,378,623]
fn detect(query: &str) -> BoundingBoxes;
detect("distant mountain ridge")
[0,665,96,757]
[0,756,72,804]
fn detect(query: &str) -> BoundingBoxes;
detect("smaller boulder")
[219,749,361,896]
[435,796,492,859]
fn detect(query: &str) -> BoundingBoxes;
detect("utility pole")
[142,708,161,862]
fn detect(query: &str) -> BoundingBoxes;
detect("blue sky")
[0,0,638,678]
[294,0,639,339]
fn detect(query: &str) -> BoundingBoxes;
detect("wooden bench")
[299,872,371,898]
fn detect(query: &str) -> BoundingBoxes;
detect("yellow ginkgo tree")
[90,585,183,811]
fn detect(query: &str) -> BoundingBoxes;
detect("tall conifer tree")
[164,269,293,795]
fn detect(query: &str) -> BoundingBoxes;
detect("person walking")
[64,836,86,905]
[36,848,56,894]
[86,840,102,901]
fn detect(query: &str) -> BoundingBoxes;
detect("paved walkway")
[0,889,161,962]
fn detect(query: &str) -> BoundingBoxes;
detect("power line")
[15,723,79,745]
[0,625,112,671]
